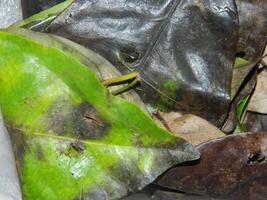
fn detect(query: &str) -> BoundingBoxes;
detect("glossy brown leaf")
[22,0,239,127]
[156,132,267,200]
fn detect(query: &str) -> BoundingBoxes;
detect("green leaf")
[0,28,199,200]
[10,0,74,30]
[234,57,249,69]
[235,95,249,133]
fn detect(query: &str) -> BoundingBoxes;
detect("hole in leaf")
[236,51,246,58]
[247,152,265,165]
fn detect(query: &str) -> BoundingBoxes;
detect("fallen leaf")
[243,112,267,132]
[247,69,267,114]
[223,65,257,133]
[236,0,267,61]
[156,132,267,200]
[231,57,255,98]
[0,28,199,200]
[153,112,225,145]
[17,0,239,127]
[123,187,211,200]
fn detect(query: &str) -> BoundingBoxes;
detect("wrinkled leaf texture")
[0,28,199,200]
[156,132,267,200]
[21,0,239,127]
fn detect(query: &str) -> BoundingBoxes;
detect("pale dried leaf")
[247,69,267,114]
[153,112,225,145]
[260,46,267,68]
[231,61,255,98]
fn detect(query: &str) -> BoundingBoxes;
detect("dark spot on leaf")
[72,103,110,140]
[36,144,44,160]
[5,124,27,178]
[45,100,110,140]
[70,141,85,153]
[236,51,246,58]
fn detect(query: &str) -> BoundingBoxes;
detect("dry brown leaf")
[123,188,211,200]
[247,69,267,114]
[223,71,257,133]
[156,132,267,200]
[260,46,267,68]
[153,112,225,145]
[243,112,267,132]
[231,62,256,98]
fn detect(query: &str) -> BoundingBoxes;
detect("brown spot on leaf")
[72,103,110,140]
[70,141,85,153]
[46,100,110,140]
[36,144,44,161]
[5,124,27,180]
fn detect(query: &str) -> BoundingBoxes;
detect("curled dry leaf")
[223,64,257,133]
[247,69,267,114]
[153,111,225,145]
[17,0,239,127]
[0,28,199,200]
[231,57,256,99]
[156,132,267,200]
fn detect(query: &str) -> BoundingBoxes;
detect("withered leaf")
[0,28,199,200]
[247,69,267,114]
[153,111,225,145]
[243,112,267,133]
[156,132,267,200]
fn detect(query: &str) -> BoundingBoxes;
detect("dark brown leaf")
[236,0,267,61]
[156,132,267,200]
[25,0,239,127]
